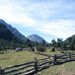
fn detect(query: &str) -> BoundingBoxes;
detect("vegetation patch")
[36,61,75,75]
[0,50,46,68]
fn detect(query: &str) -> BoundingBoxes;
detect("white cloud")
[0,0,36,27]
[0,0,75,41]
[35,19,75,39]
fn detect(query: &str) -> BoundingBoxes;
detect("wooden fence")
[0,52,75,75]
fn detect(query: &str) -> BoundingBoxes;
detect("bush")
[36,46,46,52]
[61,51,65,53]
[32,48,35,51]
[51,48,55,52]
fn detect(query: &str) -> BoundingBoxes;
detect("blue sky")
[0,0,75,42]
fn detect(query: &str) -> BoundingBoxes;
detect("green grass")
[38,48,63,56]
[0,49,75,75]
[36,61,75,75]
[0,50,45,68]
[38,48,75,56]
[35,49,75,75]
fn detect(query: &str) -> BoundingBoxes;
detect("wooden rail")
[0,52,75,75]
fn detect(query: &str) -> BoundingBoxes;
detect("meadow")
[36,61,75,75]
[35,49,75,75]
[0,50,45,68]
[0,49,75,75]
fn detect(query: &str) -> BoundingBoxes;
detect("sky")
[0,0,75,42]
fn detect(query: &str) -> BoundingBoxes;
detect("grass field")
[0,49,75,75]
[38,48,75,56]
[0,50,45,68]
[35,49,75,75]
[36,61,75,75]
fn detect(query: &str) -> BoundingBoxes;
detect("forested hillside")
[0,23,25,50]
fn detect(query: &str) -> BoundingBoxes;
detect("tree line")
[0,37,75,52]
[51,38,75,50]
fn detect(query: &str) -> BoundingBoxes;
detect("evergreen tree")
[51,39,56,47]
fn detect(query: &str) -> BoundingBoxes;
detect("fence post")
[69,51,72,61]
[34,57,38,72]
[53,54,57,65]
[0,66,5,75]
[0,66,1,75]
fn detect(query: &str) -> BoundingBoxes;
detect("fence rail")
[0,52,75,75]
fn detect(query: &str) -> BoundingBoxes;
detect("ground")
[0,50,45,68]
[0,49,75,75]
[36,61,75,75]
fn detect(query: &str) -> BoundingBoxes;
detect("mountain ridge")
[27,34,47,43]
[0,23,15,41]
[64,34,75,43]
[0,23,23,43]
[0,19,27,41]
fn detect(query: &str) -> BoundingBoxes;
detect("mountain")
[71,34,75,38]
[0,23,25,50]
[64,34,75,43]
[0,23,15,41]
[27,34,47,43]
[0,23,23,43]
[0,19,27,41]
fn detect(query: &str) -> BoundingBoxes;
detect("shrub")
[32,48,35,51]
[61,51,65,53]
[36,46,46,52]
[51,48,55,52]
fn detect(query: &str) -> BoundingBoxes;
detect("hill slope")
[0,23,24,44]
[0,23,15,41]
[64,34,75,43]
[0,19,27,41]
